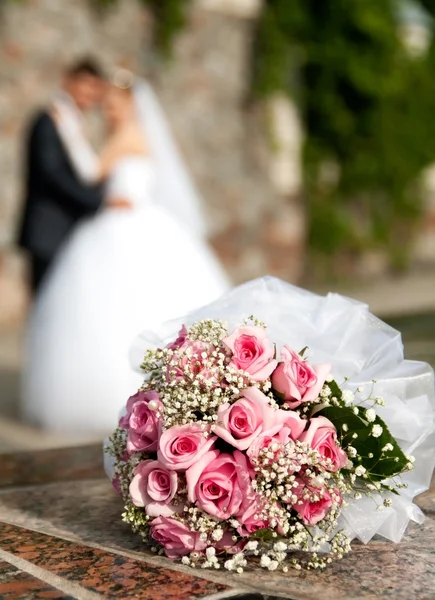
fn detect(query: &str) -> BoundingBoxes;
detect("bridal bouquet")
[105,278,435,572]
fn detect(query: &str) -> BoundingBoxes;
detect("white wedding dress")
[22,156,230,433]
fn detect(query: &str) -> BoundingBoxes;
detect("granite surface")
[0,559,73,599]
[0,523,230,599]
[0,444,434,600]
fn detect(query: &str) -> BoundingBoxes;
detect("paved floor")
[0,444,433,600]
[1,269,435,452]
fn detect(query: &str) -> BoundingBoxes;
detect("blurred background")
[1,0,435,451]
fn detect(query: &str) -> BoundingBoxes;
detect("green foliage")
[142,0,191,57]
[251,5,290,98]
[319,405,409,482]
[253,0,435,267]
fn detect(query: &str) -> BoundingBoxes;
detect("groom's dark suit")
[18,111,103,292]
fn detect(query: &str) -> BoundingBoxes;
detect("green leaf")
[251,528,277,542]
[379,483,399,496]
[327,380,344,405]
[299,346,308,358]
[318,405,408,482]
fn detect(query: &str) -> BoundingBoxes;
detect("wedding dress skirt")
[22,157,229,433]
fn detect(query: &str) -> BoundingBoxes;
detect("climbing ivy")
[140,0,191,57]
[252,0,435,270]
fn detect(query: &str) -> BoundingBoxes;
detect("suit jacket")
[18,111,103,261]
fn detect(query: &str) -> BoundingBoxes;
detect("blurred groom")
[18,58,105,293]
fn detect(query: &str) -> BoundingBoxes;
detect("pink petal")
[303,363,331,402]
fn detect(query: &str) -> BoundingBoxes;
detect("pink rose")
[299,416,348,472]
[186,450,255,519]
[119,391,163,454]
[292,482,334,526]
[272,346,330,409]
[223,326,277,381]
[150,517,207,559]
[166,325,188,351]
[246,426,294,465]
[280,410,306,441]
[168,339,215,382]
[237,497,268,536]
[129,460,180,517]
[111,476,121,495]
[214,387,305,450]
[215,532,246,555]
[158,423,217,471]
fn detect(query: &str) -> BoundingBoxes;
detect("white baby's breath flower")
[371,424,383,438]
[347,446,357,458]
[268,560,279,571]
[320,385,331,398]
[342,390,354,406]
[224,560,235,571]
[365,408,376,423]
[181,556,190,565]
[273,541,287,552]
[382,443,393,452]
[245,541,258,551]
[206,547,216,559]
[355,465,366,477]
[260,555,271,568]
[211,528,224,541]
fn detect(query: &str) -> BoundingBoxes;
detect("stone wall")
[150,4,304,282]
[0,0,305,327]
[0,0,149,244]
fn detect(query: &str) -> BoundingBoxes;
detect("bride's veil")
[132,80,207,238]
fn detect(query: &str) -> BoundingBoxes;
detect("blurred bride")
[22,70,230,433]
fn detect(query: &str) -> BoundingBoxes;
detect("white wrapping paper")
[123,276,435,544]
